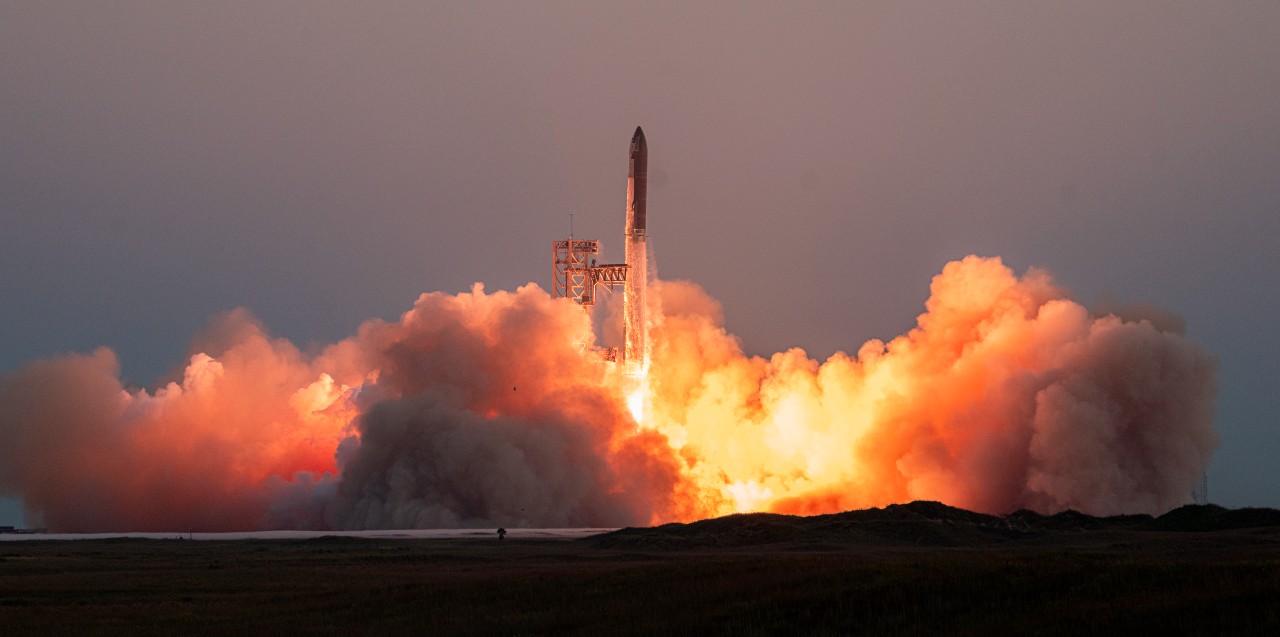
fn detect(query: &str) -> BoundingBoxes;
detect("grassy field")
[2,527,1279,636]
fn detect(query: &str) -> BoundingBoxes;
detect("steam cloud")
[0,257,1217,531]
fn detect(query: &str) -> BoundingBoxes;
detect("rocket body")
[625,126,647,236]
[623,127,648,368]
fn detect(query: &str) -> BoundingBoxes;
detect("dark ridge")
[1153,504,1280,531]
[883,500,1001,524]
[614,513,806,549]
[584,501,1280,550]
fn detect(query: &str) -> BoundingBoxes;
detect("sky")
[1,1,1277,527]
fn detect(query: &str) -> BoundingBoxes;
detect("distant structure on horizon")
[0,525,43,534]
[1191,472,1210,506]
[552,126,649,370]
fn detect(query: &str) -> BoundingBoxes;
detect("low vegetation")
[2,503,1278,635]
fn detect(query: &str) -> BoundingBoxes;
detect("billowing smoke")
[323,284,691,529]
[0,257,1216,530]
[646,256,1218,517]
[0,311,351,532]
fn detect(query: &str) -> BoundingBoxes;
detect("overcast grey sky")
[2,2,1278,526]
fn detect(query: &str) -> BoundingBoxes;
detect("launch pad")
[551,238,628,308]
[552,127,649,368]
[551,237,628,362]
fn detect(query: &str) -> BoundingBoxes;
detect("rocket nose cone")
[631,126,646,153]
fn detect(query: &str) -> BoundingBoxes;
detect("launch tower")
[551,126,650,368]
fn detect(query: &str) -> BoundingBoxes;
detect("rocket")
[625,126,647,239]
[623,126,648,368]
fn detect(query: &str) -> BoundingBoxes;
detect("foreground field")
[3,505,1279,635]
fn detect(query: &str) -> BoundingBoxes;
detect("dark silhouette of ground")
[2,502,1278,636]
[585,500,1280,549]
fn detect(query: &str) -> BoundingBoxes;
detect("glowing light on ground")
[626,383,646,425]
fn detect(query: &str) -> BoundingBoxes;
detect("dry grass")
[2,526,1279,636]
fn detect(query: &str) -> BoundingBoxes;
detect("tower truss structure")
[552,238,627,307]
[553,237,628,362]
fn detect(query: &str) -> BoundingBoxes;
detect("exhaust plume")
[0,257,1217,530]
[646,256,1218,517]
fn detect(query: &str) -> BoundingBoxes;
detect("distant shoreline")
[0,528,613,542]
